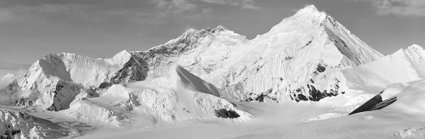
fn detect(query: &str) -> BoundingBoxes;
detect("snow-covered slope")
[81,78,425,139]
[343,44,425,92]
[404,44,425,77]
[391,79,425,118]
[60,66,251,127]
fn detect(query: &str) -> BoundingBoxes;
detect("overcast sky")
[0,0,424,69]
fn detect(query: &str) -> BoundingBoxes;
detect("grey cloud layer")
[360,0,425,16]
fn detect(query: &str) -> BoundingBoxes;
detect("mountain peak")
[208,25,228,33]
[111,50,133,64]
[147,24,244,57]
[261,5,326,37]
[294,5,323,17]
[407,44,423,51]
[299,5,319,13]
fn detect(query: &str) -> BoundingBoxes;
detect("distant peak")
[303,5,318,11]
[210,25,228,33]
[407,44,423,50]
[262,5,326,37]
[116,50,132,55]
[172,26,230,42]
[295,5,322,16]
[42,53,61,61]
[183,28,197,34]
[111,50,133,64]
[181,25,229,36]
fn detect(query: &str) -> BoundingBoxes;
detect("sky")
[0,0,424,70]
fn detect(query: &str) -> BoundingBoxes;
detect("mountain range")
[1,5,425,139]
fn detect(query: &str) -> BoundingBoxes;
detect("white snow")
[390,80,425,118]
[53,66,251,128]
[343,47,423,93]
[0,5,424,139]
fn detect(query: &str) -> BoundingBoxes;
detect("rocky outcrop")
[349,91,397,115]
[176,66,220,97]
[110,52,149,84]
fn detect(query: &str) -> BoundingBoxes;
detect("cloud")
[0,3,92,24]
[151,0,197,14]
[0,0,260,25]
[150,0,259,17]
[0,8,15,23]
[0,3,167,27]
[150,0,209,19]
[360,0,425,17]
[200,0,260,9]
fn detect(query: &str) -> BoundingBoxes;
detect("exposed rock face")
[214,109,240,119]
[46,81,82,111]
[110,53,149,84]
[176,66,220,97]
[349,91,397,115]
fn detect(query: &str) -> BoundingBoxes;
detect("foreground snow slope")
[80,79,425,139]
[391,80,425,118]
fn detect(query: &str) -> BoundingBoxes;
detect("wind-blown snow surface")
[1,5,425,139]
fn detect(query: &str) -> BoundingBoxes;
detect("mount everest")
[1,5,425,139]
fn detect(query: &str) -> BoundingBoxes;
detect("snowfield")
[1,5,425,139]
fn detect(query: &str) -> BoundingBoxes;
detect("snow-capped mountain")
[1,50,251,127]
[1,5,425,138]
[134,5,383,103]
[1,51,148,110]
